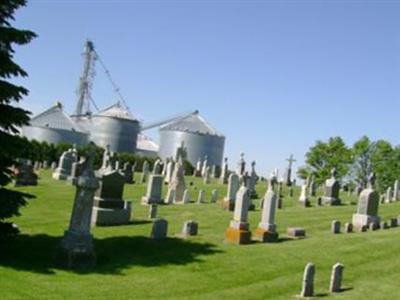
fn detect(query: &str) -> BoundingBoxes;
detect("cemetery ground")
[1,170,400,300]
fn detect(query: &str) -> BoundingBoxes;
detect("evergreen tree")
[0,0,36,239]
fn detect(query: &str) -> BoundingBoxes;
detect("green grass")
[1,170,400,299]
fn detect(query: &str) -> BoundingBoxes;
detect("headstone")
[141,160,150,184]
[182,220,198,237]
[197,190,205,204]
[300,263,315,298]
[299,184,310,207]
[13,160,38,186]
[329,263,344,293]
[393,180,399,201]
[55,143,98,269]
[222,173,239,211]
[309,175,317,197]
[385,187,392,203]
[142,174,164,205]
[344,222,353,233]
[91,169,131,226]
[283,154,296,186]
[115,160,120,171]
[153,159,163,175]
[122,162,134,184]
[369,222,379,231]
[225,185,252,245]
[248,161,258,199]
[288,187,294,197]
[148,204,158,219]
[220,157,229,184]
[203,166,211,184]
[201,155,208,177]
[211,165,218,179]
[236,152,246,176]
[43,161,49,169]
[182,189,191,204]
[380,221,389,229]
[254,180,279,242]
[165,188,175,205]
[287,227,306,238]
[169,159,186,204]
[322,168,341,205]
[53,147,78,180]
[331,220,341,234]
[211,189,218,203]
[33,161,40,170]
[194,157,202,177]
[68,157,85,183]
[352,173,380,230]
[164,159,175,185]
[175,141,187,162]
[162,158,168,176]
[390,218,398,227]
[51,161,57,170]
[151,218,168,240]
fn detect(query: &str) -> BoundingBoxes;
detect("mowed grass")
[1,170,400,300]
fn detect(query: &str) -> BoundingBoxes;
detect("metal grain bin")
[158,112,225,167]
[75,102,140,153]
[21,102,88,146]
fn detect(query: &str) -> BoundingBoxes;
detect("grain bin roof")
[96,102,137,121]
[160,112,223,137]
[29,102,85,132]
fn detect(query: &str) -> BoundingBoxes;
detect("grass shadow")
[0,233,222,275]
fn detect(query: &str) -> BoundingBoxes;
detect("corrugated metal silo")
[75,102,140,153]
[158,112,225,166]
[21,102,89,145]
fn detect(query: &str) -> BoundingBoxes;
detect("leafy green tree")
[298,137,352,185]
[0,0,36,239]
[351,136,374,188]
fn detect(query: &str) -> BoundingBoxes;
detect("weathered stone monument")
[222,173,239,211]
[203,166,211,184]
[182,220,198,237]
[201,155,208,177]
[148,204,158,219]
[68,157,85,183]
[248,161,258,199]
[91,151,131,226]
[194,157,202,177]
[393,180,399,201]
[331,220,341,234]
[236,152,246,176]
[300,263,315,298]
[225,185,252,245]
[153,159,163,175]
[13,160,38,186]
[142,173,164,205]
[169,158,186,204]
[220,157,229,184]
[385,186,392,203]
[329,263,344,293]
[53,146,78,180]
[56,144,99,269]
[151,218,168,240]
[197,189,205,204]
[182,189,191,204]
[165,188,175,205]
[211,189,218,203]
[283,154,296,186]
[141,160,150,184]
[164,159,175,184]
[122,162,134,184]
[299,184,310,207]
[352,173,380,230]
[254,180,279,242]
[322,168,341,205]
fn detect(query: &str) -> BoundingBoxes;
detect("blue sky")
[12,0,400,178]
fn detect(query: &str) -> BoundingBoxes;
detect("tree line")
[297,136,400,193]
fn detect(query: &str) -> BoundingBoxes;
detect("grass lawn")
[1,169,399,300]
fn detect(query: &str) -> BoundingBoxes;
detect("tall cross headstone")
[56,143,99,269]
[284,154,296,186]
